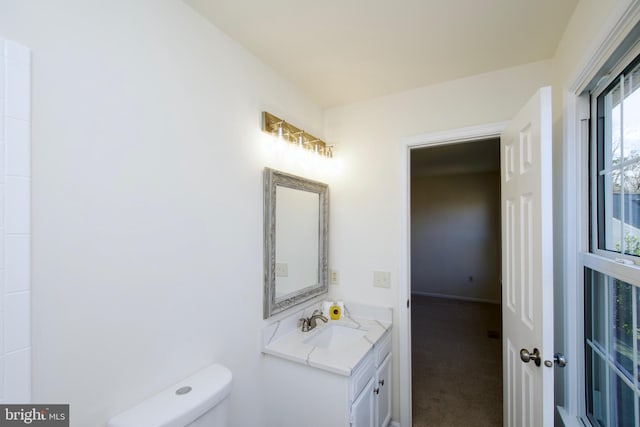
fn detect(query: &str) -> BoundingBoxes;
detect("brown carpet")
[411,295,503,427]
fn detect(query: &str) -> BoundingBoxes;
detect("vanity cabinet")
[375,352,392,427]
[350,376,375,427]
[263,330,393,427]
[350,331,392,427]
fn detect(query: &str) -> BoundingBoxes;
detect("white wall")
[324,60,553,422]
[0,39,32,403]
[411,172,500,303]
[0,1,332,426]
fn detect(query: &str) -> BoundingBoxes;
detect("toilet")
[107,364,232,427]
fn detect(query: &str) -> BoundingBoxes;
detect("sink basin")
[304,325,367,350]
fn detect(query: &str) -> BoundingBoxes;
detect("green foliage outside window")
[615,234,640,256]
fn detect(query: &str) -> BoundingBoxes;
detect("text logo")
[0,405,68,426]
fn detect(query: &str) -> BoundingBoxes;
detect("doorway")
[409,138,502,426]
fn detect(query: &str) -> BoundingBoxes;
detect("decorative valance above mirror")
[263,168,329,319]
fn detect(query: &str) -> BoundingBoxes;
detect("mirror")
[264,168,329,318]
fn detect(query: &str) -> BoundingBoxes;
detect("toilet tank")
[107,364,232,427]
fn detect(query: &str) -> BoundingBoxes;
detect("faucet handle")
[299,317,310,332]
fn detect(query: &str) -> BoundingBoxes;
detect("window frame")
[580,39,640,427]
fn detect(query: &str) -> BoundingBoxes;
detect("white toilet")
[107,364,232,427]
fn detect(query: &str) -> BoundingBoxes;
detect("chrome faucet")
[300,310,328,332]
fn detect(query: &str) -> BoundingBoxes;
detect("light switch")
[330,269,339,285]
[373,271,391,288]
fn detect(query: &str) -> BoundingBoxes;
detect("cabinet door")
[350,377,375,427]
[375,353,392,427]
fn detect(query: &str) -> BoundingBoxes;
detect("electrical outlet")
[373,271,391,288]
[330,269,339,285]
[275,263,288,277]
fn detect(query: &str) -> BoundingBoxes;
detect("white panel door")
[501,86,554,427]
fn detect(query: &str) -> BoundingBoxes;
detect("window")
[586,49,640,426]
[595,57,640,257]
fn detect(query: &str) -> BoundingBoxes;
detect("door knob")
[544,353,567,368]
[520,348,541,367]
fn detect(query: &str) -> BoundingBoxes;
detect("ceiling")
[186,0,578,107]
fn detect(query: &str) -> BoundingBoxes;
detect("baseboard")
[389,421,401,427]
[412,291,500,305]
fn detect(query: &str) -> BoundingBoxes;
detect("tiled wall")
[0,39,31,403]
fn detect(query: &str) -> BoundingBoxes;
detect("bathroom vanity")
[261,170,392,426]
[262,302,392,427]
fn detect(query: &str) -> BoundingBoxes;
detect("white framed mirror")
[263,168,329,318]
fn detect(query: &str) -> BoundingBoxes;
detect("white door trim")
[402,121,508,147]
[398,121,507,426]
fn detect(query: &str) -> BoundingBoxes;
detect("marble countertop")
[262,301,392,376]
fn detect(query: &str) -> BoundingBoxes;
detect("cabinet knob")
[373,387,380,395]
[378,379,384,387]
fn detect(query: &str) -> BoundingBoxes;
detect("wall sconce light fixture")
[262,111,333,158]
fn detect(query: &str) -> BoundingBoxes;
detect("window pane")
[587,268,608,349]
[586,348,608,426]
[601,168,620,252]
[610,369,636,426]
[622,169,640,256]
[609,86,623,166]
[622,68,640,161]
[612,279,634,378]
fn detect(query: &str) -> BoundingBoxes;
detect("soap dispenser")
[329,302,342,320]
